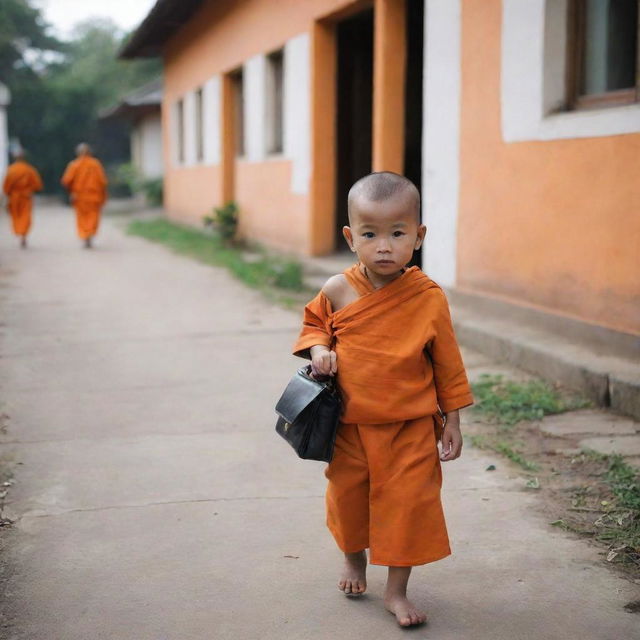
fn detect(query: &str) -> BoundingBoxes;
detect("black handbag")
[275,365,341,462]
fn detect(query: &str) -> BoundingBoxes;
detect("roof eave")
[119,0,205,60]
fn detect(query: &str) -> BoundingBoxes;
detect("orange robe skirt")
[2,161,43,237]
[293,265,473,566]
[61,156,108,239]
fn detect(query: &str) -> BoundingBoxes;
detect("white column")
[284,33,310,195]
[422,0,462,287]
[203,75,221,165]
[244,55,266,162]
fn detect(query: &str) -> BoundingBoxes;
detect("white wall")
[133,113,163,178]
[203,76,221,165]
[244,55,267,162]
[284,33,310,195]
[422,0,462,287]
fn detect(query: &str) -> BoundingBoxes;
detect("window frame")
[230,68,245,158]
[566,0,640,110]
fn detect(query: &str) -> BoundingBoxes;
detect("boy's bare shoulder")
[321,274,351,310]
[322,274,348,297]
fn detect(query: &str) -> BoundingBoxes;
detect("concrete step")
[449,290,640,420]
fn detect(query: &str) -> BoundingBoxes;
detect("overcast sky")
[35,0,157,38]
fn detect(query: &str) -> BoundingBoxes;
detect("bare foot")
[338,550,367,595]
[384,594,427,627]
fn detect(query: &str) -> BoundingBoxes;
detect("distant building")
[102,79,163,179]
[122,0,640,336]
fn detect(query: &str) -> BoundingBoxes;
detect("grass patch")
[567,452,640,569]
[471,374,589,426]
[494,442,540,471]
[127,218,310,306]
[469,434,539,472]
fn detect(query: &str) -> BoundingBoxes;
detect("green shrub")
[203,201,239,244]
[114,162,141,194]
[142,178,163,206]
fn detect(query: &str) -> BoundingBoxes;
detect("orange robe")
[61,156,108,239]
[293,264,473,566]
[2,160,43,236]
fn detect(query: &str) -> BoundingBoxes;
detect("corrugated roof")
[100,79,163,120]
[119,0,205,59]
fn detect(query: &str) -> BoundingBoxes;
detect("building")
[0,83,10,182]
[101,79,164,180]
[122,0,640,336]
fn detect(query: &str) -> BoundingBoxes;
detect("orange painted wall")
[235,160,309,253]
[458,0,640,335]
[163,164,222,225]
[161,0,368,251]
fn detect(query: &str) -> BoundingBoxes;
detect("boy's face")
[343,192,426,279]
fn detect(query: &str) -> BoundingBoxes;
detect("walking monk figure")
[292,172,473,628]
[2,150,43,248]
[61,143,108,248]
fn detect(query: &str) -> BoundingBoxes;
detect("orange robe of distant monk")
[2,160,43,237]
[293,264,473,566]
[61,155,108,239]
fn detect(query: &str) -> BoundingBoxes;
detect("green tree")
[5,8,161,193]
[0,0,61,82]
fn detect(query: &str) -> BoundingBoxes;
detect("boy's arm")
[428,288,474,413]
[426,289,472,462]
[292,291,332,360]
[440,409,462,461]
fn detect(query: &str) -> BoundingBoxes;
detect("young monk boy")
[293,171,473,628]
[2,150,43,248]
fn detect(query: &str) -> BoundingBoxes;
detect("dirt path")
[0,206,637,639]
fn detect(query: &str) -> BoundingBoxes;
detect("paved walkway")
[0,207,638,639]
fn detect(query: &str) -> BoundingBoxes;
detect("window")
[230,69,245,157]
[176,98,185,164]
[567,0,639,109]
[195,87,204,162]
[266,49,284,154]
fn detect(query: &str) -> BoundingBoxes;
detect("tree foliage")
[2,1,161,193]
[0,0,62,82]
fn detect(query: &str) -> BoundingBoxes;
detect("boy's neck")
[360,264,405,289]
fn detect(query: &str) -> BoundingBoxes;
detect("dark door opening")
[405,0,424,267]
[335,9,374,249]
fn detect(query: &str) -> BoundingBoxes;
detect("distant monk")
[2,150,43,248]
[61,143,108,248]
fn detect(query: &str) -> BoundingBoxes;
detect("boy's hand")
[310,345,337,377]
[440,411,462,461]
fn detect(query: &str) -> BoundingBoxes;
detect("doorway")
[404,0,424,266]
[335,8,374,248]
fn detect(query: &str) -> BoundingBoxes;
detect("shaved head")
[76,142,91,156]
[348,172,420,222]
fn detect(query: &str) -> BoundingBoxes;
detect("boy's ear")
[415,224,427,250]
[343,226,356,252]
